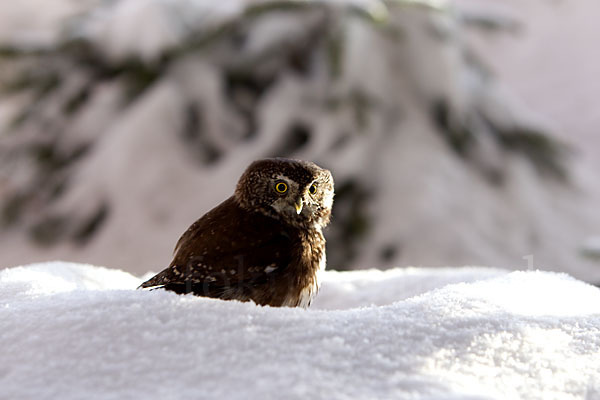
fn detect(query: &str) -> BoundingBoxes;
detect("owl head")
[235,158,334,229]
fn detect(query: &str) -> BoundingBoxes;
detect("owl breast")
[286,251,326,308]
[280,228,326,308]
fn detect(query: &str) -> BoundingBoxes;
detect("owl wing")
[138,197,294,295]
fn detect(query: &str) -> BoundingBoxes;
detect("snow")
[2,262,600,399]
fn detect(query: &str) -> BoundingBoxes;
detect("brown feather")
[139,158,333,307]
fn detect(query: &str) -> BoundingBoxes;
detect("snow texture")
[2,262,599,399]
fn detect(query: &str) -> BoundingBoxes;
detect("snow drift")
[2,262,599,399]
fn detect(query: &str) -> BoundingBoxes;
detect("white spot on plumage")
[265,264,277,273]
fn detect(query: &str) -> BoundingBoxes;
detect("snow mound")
[1,262,599,399]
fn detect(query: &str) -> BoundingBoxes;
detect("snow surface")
[2,262,600,399]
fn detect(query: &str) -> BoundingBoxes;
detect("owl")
[139,158,334,308]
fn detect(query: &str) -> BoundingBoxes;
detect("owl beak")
[294,198,303,215]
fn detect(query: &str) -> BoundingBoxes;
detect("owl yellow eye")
[309,184,317,195]
[275,182,288,193]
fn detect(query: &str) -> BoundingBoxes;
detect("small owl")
[139,158,334,308]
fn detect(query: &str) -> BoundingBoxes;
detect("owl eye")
[308,184,317,195]
[274,181,288,194]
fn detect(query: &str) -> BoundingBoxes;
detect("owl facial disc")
[234,158,334,229]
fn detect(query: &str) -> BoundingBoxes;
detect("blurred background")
[0,0,598,281]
